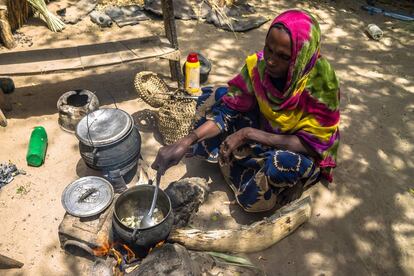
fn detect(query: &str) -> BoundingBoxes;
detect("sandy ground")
[1,0,413,275]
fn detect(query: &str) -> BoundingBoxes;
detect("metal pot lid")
[61,176,114,217]
[76,108,133,147]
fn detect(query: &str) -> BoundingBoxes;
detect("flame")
[91,234,164,267]
[93,239,112,256]
[92,235,138,268]
[110,248,123,266]
[155,240,165,248]
[122,244,136,261]
[92,233,114,256]
[147,240,165,255]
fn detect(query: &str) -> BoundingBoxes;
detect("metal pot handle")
[92,147,99,165]
[63,240,95,257]
[132,227,140,242]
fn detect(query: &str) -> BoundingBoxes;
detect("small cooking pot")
[112,185,173,249]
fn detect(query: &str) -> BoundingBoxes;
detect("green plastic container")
[26,126,48,167]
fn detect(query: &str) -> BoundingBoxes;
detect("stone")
[164,177,209,228]
[129,243,200,276]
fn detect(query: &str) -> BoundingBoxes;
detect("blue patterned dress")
[191,87,320,212]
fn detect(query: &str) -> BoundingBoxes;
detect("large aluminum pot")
[112,185,173,251]
[76,108,141,174]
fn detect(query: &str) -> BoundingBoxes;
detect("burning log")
[169,196,312,253]
[0,254,24,269]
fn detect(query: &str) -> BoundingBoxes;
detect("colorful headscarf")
[222,10,340,181]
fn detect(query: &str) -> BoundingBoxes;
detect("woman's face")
[263,26,292,79]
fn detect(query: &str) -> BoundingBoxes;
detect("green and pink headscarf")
[222,10,340,181]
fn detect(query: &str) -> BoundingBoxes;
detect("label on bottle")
[188,67,200,89]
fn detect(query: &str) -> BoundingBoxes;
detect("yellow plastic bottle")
[185,52,201,95]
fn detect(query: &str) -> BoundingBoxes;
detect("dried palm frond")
[205,0,235,33]
[26,0,65,32]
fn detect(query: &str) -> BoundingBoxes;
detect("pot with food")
[112,184,173,250]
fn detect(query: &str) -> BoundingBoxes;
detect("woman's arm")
[220,127,318,161]
[151,120,221,173]
[245,128,318,157]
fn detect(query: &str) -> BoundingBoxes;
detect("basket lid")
[61,176,114,217]
[76,108,133,146]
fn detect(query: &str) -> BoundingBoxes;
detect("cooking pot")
[112,185,173,250]
[76,108,141,175]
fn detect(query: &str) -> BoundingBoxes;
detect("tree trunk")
[6,0,30,31]
[0,6,16,49]
[169,196,312,253]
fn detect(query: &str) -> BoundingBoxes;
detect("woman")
[152,10,340,212]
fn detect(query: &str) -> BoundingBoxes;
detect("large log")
[169,196,312,253]
[0,254,24,269]
[0,6,16,49]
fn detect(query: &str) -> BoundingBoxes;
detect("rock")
[206,5,269,32]
[60,0,97,25]
[127,243,264,276]
[144,0,210,20]
[189,251,264,276]
[105,6,150,27]
[129,243,200,276]
[89,11,112,28]
[165,177,209,228]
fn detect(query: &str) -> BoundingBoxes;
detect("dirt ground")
[1,0,413,275]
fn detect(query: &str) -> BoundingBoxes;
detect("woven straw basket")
[158,100,197,145]
[134,71,170,108]
[134,71,197,145]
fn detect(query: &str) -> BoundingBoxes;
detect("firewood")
[0,6,16,49]
[0,254,24,269]
[169,196,312,253]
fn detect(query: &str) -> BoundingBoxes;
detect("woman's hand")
[220,127,251,162]
[151,134,196,175]
[152,121,222,174]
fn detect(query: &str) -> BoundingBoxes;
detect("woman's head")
[264,24,292,78]
[263,10,321,86]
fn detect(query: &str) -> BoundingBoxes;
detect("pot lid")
[76,108,133,147]
[61,176,114,217]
